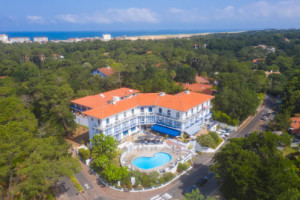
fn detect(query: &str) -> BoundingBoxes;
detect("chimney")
[159,92,165,96]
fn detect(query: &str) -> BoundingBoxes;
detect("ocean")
[1,28,250,41]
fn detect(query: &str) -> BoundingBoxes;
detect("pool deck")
[122,145,189,173]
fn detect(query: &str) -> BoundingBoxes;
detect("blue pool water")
[133,152,172,170]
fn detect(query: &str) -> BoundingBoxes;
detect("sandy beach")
[125,31,243,41]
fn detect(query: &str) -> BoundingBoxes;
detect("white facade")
[0,34,8,43]
[87,100,212,142]
[10,37,31,43]
[34,37,48,43]
[102,34,112,41]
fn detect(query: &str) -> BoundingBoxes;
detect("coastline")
[125,31,244,41]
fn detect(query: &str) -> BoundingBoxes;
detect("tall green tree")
[212,132,300,200]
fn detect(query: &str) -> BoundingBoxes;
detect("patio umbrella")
[147,135,155,140]
[138,136,146,140]
[155,136,162,140]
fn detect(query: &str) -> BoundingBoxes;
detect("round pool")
[133,152,172,170]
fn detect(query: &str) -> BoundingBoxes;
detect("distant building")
[33,37,48,43]
[284,38,290,42]
[102,34,112,41]
[195,75,210,85]
[181,83,215,95]
[194,43,199,49]
[52,54,64,60]
[10,37,31,43]
[0,76,8,79]
[0,34,8,43]
[254,44,276,53]
[265,70,281,77]
[252,58,265,65]
[290,117,300,137]
[92,66,115,77]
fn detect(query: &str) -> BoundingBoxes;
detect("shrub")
[212,110,238,126]
[197,134,216,149]
[162,172,174,183]
[78,148,90,160]
[208,132,220,144]
[177,162,188,173]
[148,171,160,186]
[142,173,150,188]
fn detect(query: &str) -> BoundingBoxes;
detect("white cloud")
[26,16,46,24]
[169,8,183,14]
[57,8,158,24]
[214,1,300,21]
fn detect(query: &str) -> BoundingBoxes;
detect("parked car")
[261,116,268,121]
[196,177,208,187]
[245,132,251,137]
[183,185,197,195]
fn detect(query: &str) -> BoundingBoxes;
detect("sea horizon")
[1,28,257,41]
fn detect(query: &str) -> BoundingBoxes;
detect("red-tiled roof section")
[84,98,138,119]
[0,76,8,79]
[77,90,213,119]
[290,117,300,135]
[181,83,213,93]
[98,67,115,76]
[71,88,139,108]
[175,91,213,111]
[132,93,159,106]
[195,75,210,84]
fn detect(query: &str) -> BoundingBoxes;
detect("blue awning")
[151,125,180,137]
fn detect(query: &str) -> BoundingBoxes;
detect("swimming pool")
[133,152,172,170]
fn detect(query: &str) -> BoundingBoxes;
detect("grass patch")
[70,175,83,192]
[282,146,297,157]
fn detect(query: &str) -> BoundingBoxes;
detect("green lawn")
[282,146,298,157]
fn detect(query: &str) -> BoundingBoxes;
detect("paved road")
[57,95,277,200]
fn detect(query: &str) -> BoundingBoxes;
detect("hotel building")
[71,88,213,142]
[10,37,30,43]
[0,34,8,43]
[33,37,48,43]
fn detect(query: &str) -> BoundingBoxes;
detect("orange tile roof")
[181,83,213,93]
[195,75,210,84]
[84,98,138,119]
[76,90,213,119]
[252,58,264,63]
[71,88,139,108]
[0,76,8,79]
[175,91,213,111]
[132,93,159,106]
[265,71,281,76]
[97,67,115,76]
[290,117,300,135]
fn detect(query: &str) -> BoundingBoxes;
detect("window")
[159,108,162,114]
[191,108,194,114]
[124,112,127,118]
[91,117,93,121]
[167,110,171,116]
[98,119,100,124]
[149,107,152,112]
[197,106,199,111]
[176,112,180,118]
[106,118,109,124]
[115,115,119,121]
[131,109,134,114]
[186,112,188,117]
[140,107,144,113]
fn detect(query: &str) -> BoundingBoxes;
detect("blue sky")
[1,0,300,31]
